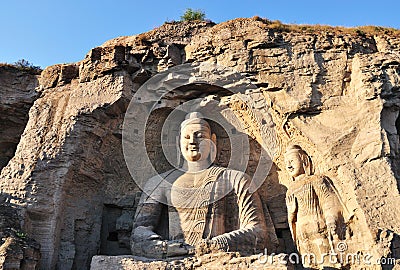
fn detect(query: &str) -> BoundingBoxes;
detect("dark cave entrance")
[99,205,131,256]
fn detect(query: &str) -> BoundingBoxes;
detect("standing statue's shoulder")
[306,175,337,195]
[288,175,319,192]
[312,174,333,186]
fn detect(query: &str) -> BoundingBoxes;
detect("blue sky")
[1,0,399,68]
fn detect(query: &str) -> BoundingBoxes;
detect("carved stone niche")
[131,82,281,252]
[91,63,292,269]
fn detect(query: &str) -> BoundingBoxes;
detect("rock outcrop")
[0,18,399,269]
[0,65,39,171]
[0,195,40,269]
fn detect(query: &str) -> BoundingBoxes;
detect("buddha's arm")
[286,193,297,244]
[133,202,162,232]
[314,176,341,235]
[132,175,165,235]
[208,171,267,253]
[130,176,165,256]
[131,173,194,258]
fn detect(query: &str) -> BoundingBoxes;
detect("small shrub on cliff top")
[180,8,206,21]
[14,59,42,72]
[0,59,42,74]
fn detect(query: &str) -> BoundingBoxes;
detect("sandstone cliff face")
[0,18,399,269]
[0,66,41,269]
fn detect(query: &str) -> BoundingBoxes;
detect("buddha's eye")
[184,135,190,139]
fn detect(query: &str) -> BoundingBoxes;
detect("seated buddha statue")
[131,112,274,258]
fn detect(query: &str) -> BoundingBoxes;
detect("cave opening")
[99,205,130,256]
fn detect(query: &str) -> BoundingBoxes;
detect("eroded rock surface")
[0,195,40,269]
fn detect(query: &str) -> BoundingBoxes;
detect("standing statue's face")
[180,123,214,162]
[284,152,305,178]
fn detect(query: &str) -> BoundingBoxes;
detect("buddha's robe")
[132,165,269,255]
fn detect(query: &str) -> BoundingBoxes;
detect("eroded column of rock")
[0,66,41,269]
[348,52,400,259]
[0,66,39,171]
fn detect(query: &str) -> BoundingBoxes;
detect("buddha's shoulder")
[214,166,249,180]
[145,169,181,187]
[288,174,330,192]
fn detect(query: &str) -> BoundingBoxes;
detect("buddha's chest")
[170,176,215,209]
[168,181,226,244]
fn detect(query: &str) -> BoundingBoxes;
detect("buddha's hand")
[286,195,297,226]
[133,237,193,258]
[286,194,296,216]
[132,226,161,242]
[195,239,212,256]
[195,238,228,256]
[131,226,164,257]
[165,240,195,257]
[325,216,340,242]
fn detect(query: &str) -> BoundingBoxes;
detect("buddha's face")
[284,152,305,178]
[180,123,214,162]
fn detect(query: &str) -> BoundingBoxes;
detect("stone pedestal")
[90,253,293,270]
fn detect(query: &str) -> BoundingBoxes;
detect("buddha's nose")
[189,135,196,144]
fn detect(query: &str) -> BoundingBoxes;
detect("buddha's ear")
[210,133,217,163]
[300,153,312,176]
[211,133,217,145]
